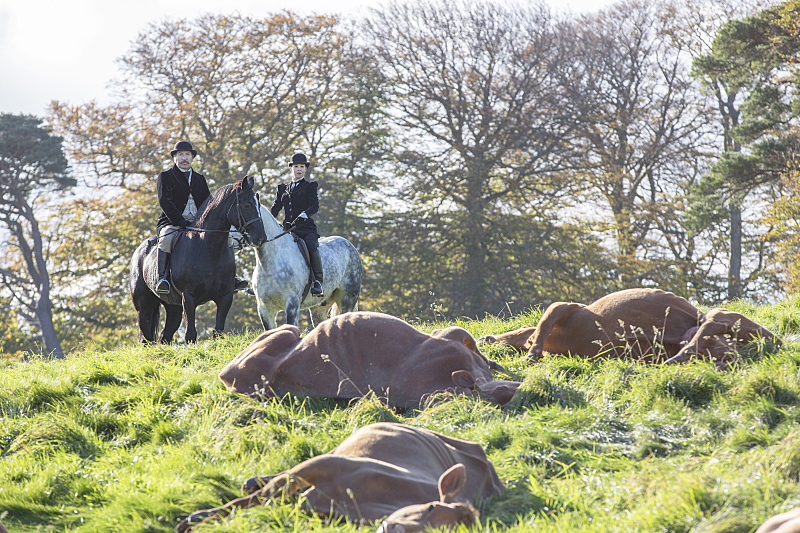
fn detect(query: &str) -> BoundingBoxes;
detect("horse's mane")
[194,181,244,226]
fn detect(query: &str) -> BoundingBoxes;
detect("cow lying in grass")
[176,422,505,532]
[756,508,800,533]
[479,288,781,365]
[220,311,506,409]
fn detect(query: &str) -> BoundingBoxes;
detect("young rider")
[270,152,323,296]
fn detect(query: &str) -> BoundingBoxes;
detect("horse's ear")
[246,175,255,189]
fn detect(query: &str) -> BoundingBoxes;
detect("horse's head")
[229,176,268,247]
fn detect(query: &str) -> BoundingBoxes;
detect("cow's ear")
[462,337,477,352]
[438,464,467,504]
[452,370,476,389]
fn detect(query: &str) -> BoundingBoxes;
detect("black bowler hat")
[287,152,310,168]
[170,141,197,157]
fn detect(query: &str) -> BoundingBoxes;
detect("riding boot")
[156,249,171,295]
[310,249,324,297]
[234,276,249,292]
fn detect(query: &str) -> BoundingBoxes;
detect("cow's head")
[451,371,520,406]
[218,325,301,394]
[376,464,479,533]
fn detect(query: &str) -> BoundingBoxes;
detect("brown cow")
[479,288,781,364]
[451,371,522,406]
[220,311,503,409]
[756,508,800,533]
[176,422,505,532]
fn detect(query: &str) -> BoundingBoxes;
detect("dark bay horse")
[130,176,268,343]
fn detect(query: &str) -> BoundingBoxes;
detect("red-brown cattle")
[219,311,503,409]
[479,288,781,364]
[176,422,505,532]
[756,508,800,533]
[451,371,522,406]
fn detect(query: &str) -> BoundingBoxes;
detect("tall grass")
[0,299,799,532]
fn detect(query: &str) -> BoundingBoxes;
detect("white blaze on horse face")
[291,164,306,180]
[174,151,194,171]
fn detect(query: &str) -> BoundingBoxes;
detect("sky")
[0,0,612,117]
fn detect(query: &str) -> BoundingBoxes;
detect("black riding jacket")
[270,178,319,235]
[156,165,211,230]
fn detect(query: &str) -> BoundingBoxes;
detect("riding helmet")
[288,152,310,168]
[170,141,197,157]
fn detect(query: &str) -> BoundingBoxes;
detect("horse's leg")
[213,292,234,339]
[149,305,160,342]
[336,286,360,314]
[134,294,159,344]
[161,304,183,344]
[183,293,198,343]
[309,299,334,327]
[256,299,278,330]
[285,297,301,327]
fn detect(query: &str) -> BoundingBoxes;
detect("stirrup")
[156,278,171,295]
[311,280,323,297]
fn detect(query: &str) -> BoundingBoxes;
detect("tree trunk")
[728,202,742,301]
[722,89,742,302]
[36,292,64,358]
[16,194,65,359]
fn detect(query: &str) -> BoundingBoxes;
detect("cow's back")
[586,289,701,331]
[268,312,493,407]
[281,422,503,521]
[546,288,704,358]
[331,423,503,499]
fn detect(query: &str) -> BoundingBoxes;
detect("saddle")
[291,232,317,303]
[147,231,186,294]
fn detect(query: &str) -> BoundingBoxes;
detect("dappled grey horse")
[130,176,268,343]
[252,204,362,330]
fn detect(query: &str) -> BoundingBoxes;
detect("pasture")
[2,299,800,532]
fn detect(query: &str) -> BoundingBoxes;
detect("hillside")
[2,299,800,532]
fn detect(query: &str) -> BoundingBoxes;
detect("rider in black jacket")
[155,141,248,294]
[270,152,324,296]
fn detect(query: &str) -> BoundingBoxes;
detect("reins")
[262,210,311,243]
[160,186,262,239]
[262,221,297,243]
[157,185,302,245]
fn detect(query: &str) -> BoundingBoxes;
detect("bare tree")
[0,114,73,358]
[116,12,347,185]
[363,0,576,316]
[556,0,716,288]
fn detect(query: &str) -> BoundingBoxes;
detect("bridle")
[226,187,263,244]
[182,187,262,244]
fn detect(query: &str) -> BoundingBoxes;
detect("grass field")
[2,299,800,532]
